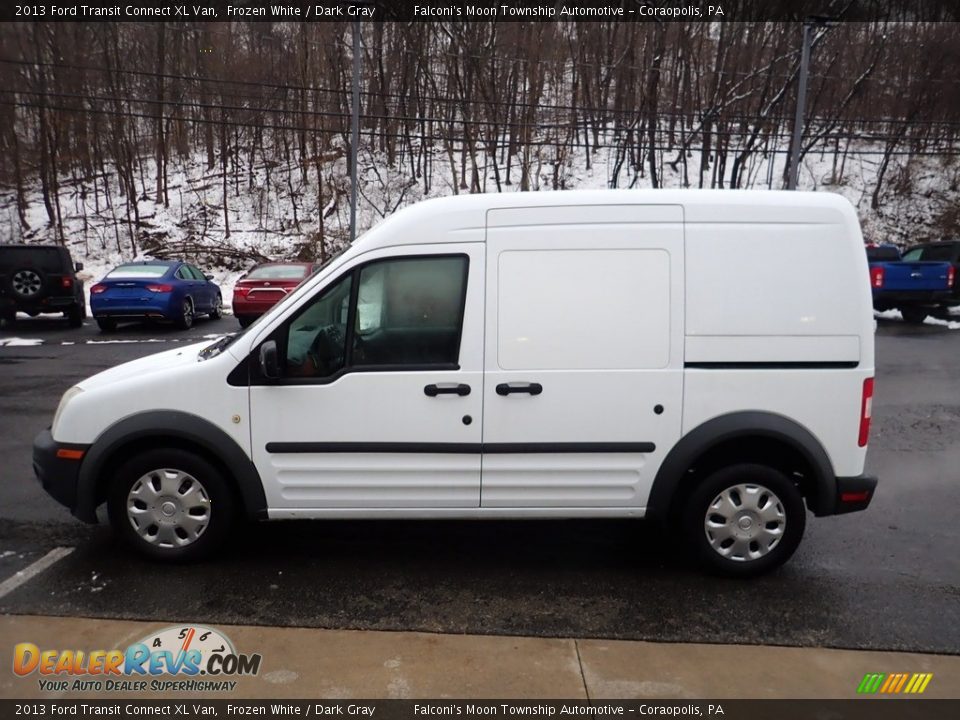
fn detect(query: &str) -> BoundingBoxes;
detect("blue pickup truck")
[866,244,955,323]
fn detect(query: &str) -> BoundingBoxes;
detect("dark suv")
[902,240,960,306]
[0,244,86,327]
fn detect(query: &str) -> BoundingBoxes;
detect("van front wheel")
[107,449,236,561]
[683,464,806,578]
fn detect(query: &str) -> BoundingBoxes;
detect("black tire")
[96,317,117,332]
[66,304,83,328]
[237,315,254,329]
[208,294,223,320]
[900,307,928,324]
[8,267,45,301]
[176,298,195,330]
[682,463,806,578]
[107,448,236,561]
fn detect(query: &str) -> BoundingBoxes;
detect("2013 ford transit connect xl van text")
[33,190,877,577]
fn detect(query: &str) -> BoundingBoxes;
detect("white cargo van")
[34,190,877,576]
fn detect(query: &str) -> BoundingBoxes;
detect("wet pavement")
[1,314,958,654]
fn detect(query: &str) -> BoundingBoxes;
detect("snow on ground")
[925,316,960,330]
[0,338,43,346]
[874,308,960,330]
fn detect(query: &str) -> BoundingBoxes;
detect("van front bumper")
[829,473,878,515]
[32,428,93,522]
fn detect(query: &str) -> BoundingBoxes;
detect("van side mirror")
[75,262,84,272]
[259,341,280,380]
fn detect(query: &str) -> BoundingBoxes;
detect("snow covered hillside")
[1,138,959,312]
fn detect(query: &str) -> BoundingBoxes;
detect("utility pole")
[786,21,812,190]
[349,18,361,242]
[787,17,837,190]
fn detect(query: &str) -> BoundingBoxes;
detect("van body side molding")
[685,361,859,370]
[265,442,655,454]
[74,410,267,523]
[645,411,838,519]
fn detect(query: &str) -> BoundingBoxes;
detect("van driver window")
[284,274,352,378]
[280,255,467,380]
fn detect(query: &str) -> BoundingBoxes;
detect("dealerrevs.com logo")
[13,625,262,693]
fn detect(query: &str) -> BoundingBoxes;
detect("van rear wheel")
[107,449,236,561]
[683,464,805,578]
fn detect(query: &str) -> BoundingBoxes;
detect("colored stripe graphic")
[858,673,884,693]
[893,674,909,693]
[858,672,933,694]
[910,673,933,694]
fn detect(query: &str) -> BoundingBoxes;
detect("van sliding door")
[481,205,685,511]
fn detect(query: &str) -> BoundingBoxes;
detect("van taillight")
[858,378,874,447]
[870,266,884,289]
[61,277,72,289]
[949,266,956,289]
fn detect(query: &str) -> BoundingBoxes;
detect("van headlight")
[52,386,84,435]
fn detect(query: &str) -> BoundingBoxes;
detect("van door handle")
[424,383,471,397]
[496,383,543,396]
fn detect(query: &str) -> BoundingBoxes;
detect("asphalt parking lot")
[1,314,958,655]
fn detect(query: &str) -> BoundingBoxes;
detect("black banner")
[3,0,960,23]
[1,700,958,720]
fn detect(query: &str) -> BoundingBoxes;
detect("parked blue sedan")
[90,260,222,332]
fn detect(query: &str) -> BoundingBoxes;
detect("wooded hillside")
[1,21,959,259]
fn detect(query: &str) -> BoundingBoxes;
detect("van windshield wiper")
[198,333,237,361]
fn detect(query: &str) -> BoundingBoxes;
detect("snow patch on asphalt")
[925,316,960,330]
[0,338,43,347]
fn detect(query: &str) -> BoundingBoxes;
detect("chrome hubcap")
[13,270,42,296]
[704,483,786,562]
[126,468,211,548]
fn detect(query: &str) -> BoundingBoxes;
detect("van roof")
[354,189,857,253]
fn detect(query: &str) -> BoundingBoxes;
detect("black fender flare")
[646,411,838,520]
[74,410,267,523]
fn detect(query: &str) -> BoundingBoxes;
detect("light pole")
[349,18,361,242]
[787,17,836,190]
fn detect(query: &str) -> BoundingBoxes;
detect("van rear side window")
[352,256,467,366]
[497,249,671,370]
